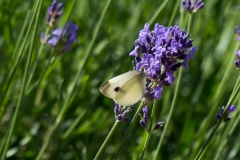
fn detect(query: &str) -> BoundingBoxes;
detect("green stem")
[148,0,169,26]
[26,27,50,89]
[214,111,240,160]
[0,12,31,119]
[194,76,240,160]
[114,102,144,159]
[140,132,152,160]
[35,123,57,160]
[26,58,59,96]
[153,67,183,160]
[61,110,86,139]
[167,0,181,27]
[187,14,192,32]
[1,0,42,159]
[94,121,119,160]
[140,99,158,159]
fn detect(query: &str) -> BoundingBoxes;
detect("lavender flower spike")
[48,23,78,54]
[140,106,164,132]
[46,0,63,27]
[234,50,240,69]
[130,23,197,101]
[216,105,236,122]
[182,0,204,13]
[140,106,149,129]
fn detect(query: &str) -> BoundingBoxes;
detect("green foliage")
[0,0,240,159]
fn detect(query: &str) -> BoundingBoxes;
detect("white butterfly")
[99,70,146,106]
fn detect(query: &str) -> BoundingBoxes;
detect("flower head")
[46,0,63,27]
[130,23,197,101]
[47,22,78,54]
[114,103,131,122]
[182,0,204,13]
[216,105,236,122]
[234,50,240,69]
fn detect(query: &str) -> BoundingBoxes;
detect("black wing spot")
[114,87,120,92]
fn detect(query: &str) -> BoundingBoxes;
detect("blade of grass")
[0,11,31,120]
[1,0,43,159]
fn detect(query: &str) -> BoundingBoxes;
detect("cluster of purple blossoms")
[46,0,63,27]
[130,23,197,101]
[41,0,78,54]
[47,23,78,54]
[216,105,236,122]
[181,0,204,13]
[114,103,131,122]
[140,106,164,132]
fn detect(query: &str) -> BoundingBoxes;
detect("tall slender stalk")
[114,102,144,159]
[1,0,42,159]
[0,12,31,119]
[140,99,157,160]
[153,67,183,160]
[94,121,119,160]
[148,0,169,26]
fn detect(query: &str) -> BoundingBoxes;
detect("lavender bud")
[182,0,204,13]
[153,122,164,130]
[46,0,63,27]
[140,120,147,129]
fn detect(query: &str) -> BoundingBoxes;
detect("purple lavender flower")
[140,106,164,132]
[234,50,240,69]
[182,0,204,13]
[46,0,63,27]
[130,23,197,101]
[216,105,236,122]
[153,121,164,130]
[235,26,240,37]
[140,106,149,129]
[47,23,78,54]
[114,103,131,122]
[40,33,50,44]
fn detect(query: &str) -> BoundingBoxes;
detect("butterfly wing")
[99,71,142,100]
[114,72,145,106]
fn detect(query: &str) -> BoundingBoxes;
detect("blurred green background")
[0,0,240,159]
